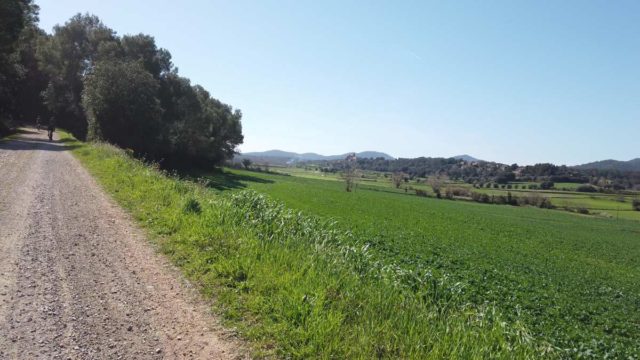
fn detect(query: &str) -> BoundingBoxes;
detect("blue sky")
[37,0,639,165]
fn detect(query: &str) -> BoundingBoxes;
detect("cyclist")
[47,118,55,141]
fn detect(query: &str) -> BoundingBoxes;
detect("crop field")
[67,136,544,358]
[248,166,640,221]
[62,133,640,357]
[204,167,640,358]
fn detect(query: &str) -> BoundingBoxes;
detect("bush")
[540,181,554,190]
[633,199,640,211]
[444,188,454,199]
[470,192,491,203]
[576,185,598,193]
[495,172,515,184]
[415,189,428,197]
[518,194,554,209]
[182,198,202,214]
[445,187,470,199]
[493,195,507,205]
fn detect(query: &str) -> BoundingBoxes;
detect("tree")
[341,153,358,192]
[37,13,116,139]
[83,60,162,155]
[0,0,40,129]
[12,24,49,124]
[120,34,172,79]
[242,158,252,169]
[428,178,442,198]
[3,10,245,168]
[391,172,405,188]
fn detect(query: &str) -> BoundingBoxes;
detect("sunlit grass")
[62,132,543,359]
[202,167,640,358]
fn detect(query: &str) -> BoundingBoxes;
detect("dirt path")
[0,129,246,359]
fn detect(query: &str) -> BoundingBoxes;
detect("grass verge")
[62,132,543,359]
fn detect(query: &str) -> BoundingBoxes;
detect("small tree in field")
[391,172,405,188]
[341,153,358,192]
[242,158,252,169]
[428,178,443,198]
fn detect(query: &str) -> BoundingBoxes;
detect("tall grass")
[65,135,543,358]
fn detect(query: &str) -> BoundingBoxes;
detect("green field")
[247,166,640,221]
[67,137,543,358]
[64,134,640,358]
[203,168,640,357]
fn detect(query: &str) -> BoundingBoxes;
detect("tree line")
[310,156,640,191]
[0,0,243,167]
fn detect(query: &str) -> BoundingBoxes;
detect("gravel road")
[0,129,246,359]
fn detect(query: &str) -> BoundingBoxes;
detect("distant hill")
[453,154,481,162]
[235,150,395,165]
[574,158,640,172]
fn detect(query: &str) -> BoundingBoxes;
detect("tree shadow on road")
[0,137,81,152]
[15,128,39,135]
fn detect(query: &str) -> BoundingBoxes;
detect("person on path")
[47,118,55,141]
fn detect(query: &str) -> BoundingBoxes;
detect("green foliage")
[32,13,242,165]
[37,14,116,138]
[182,197,201,214]
[0,0,31,55]
[157,76,243,167]
[120,34,172,78]
[0,0,41,126]
[576,184,598,193]
[576,207,590,215]
[83,59,162,154]
[539,181,554,190]
[415,188,428,197]
[314,157,640,191]
[66,133,542,359]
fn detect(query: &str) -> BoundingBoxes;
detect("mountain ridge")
[237,149,395,163]
[574,158,640,172]
[452,154,482,162]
